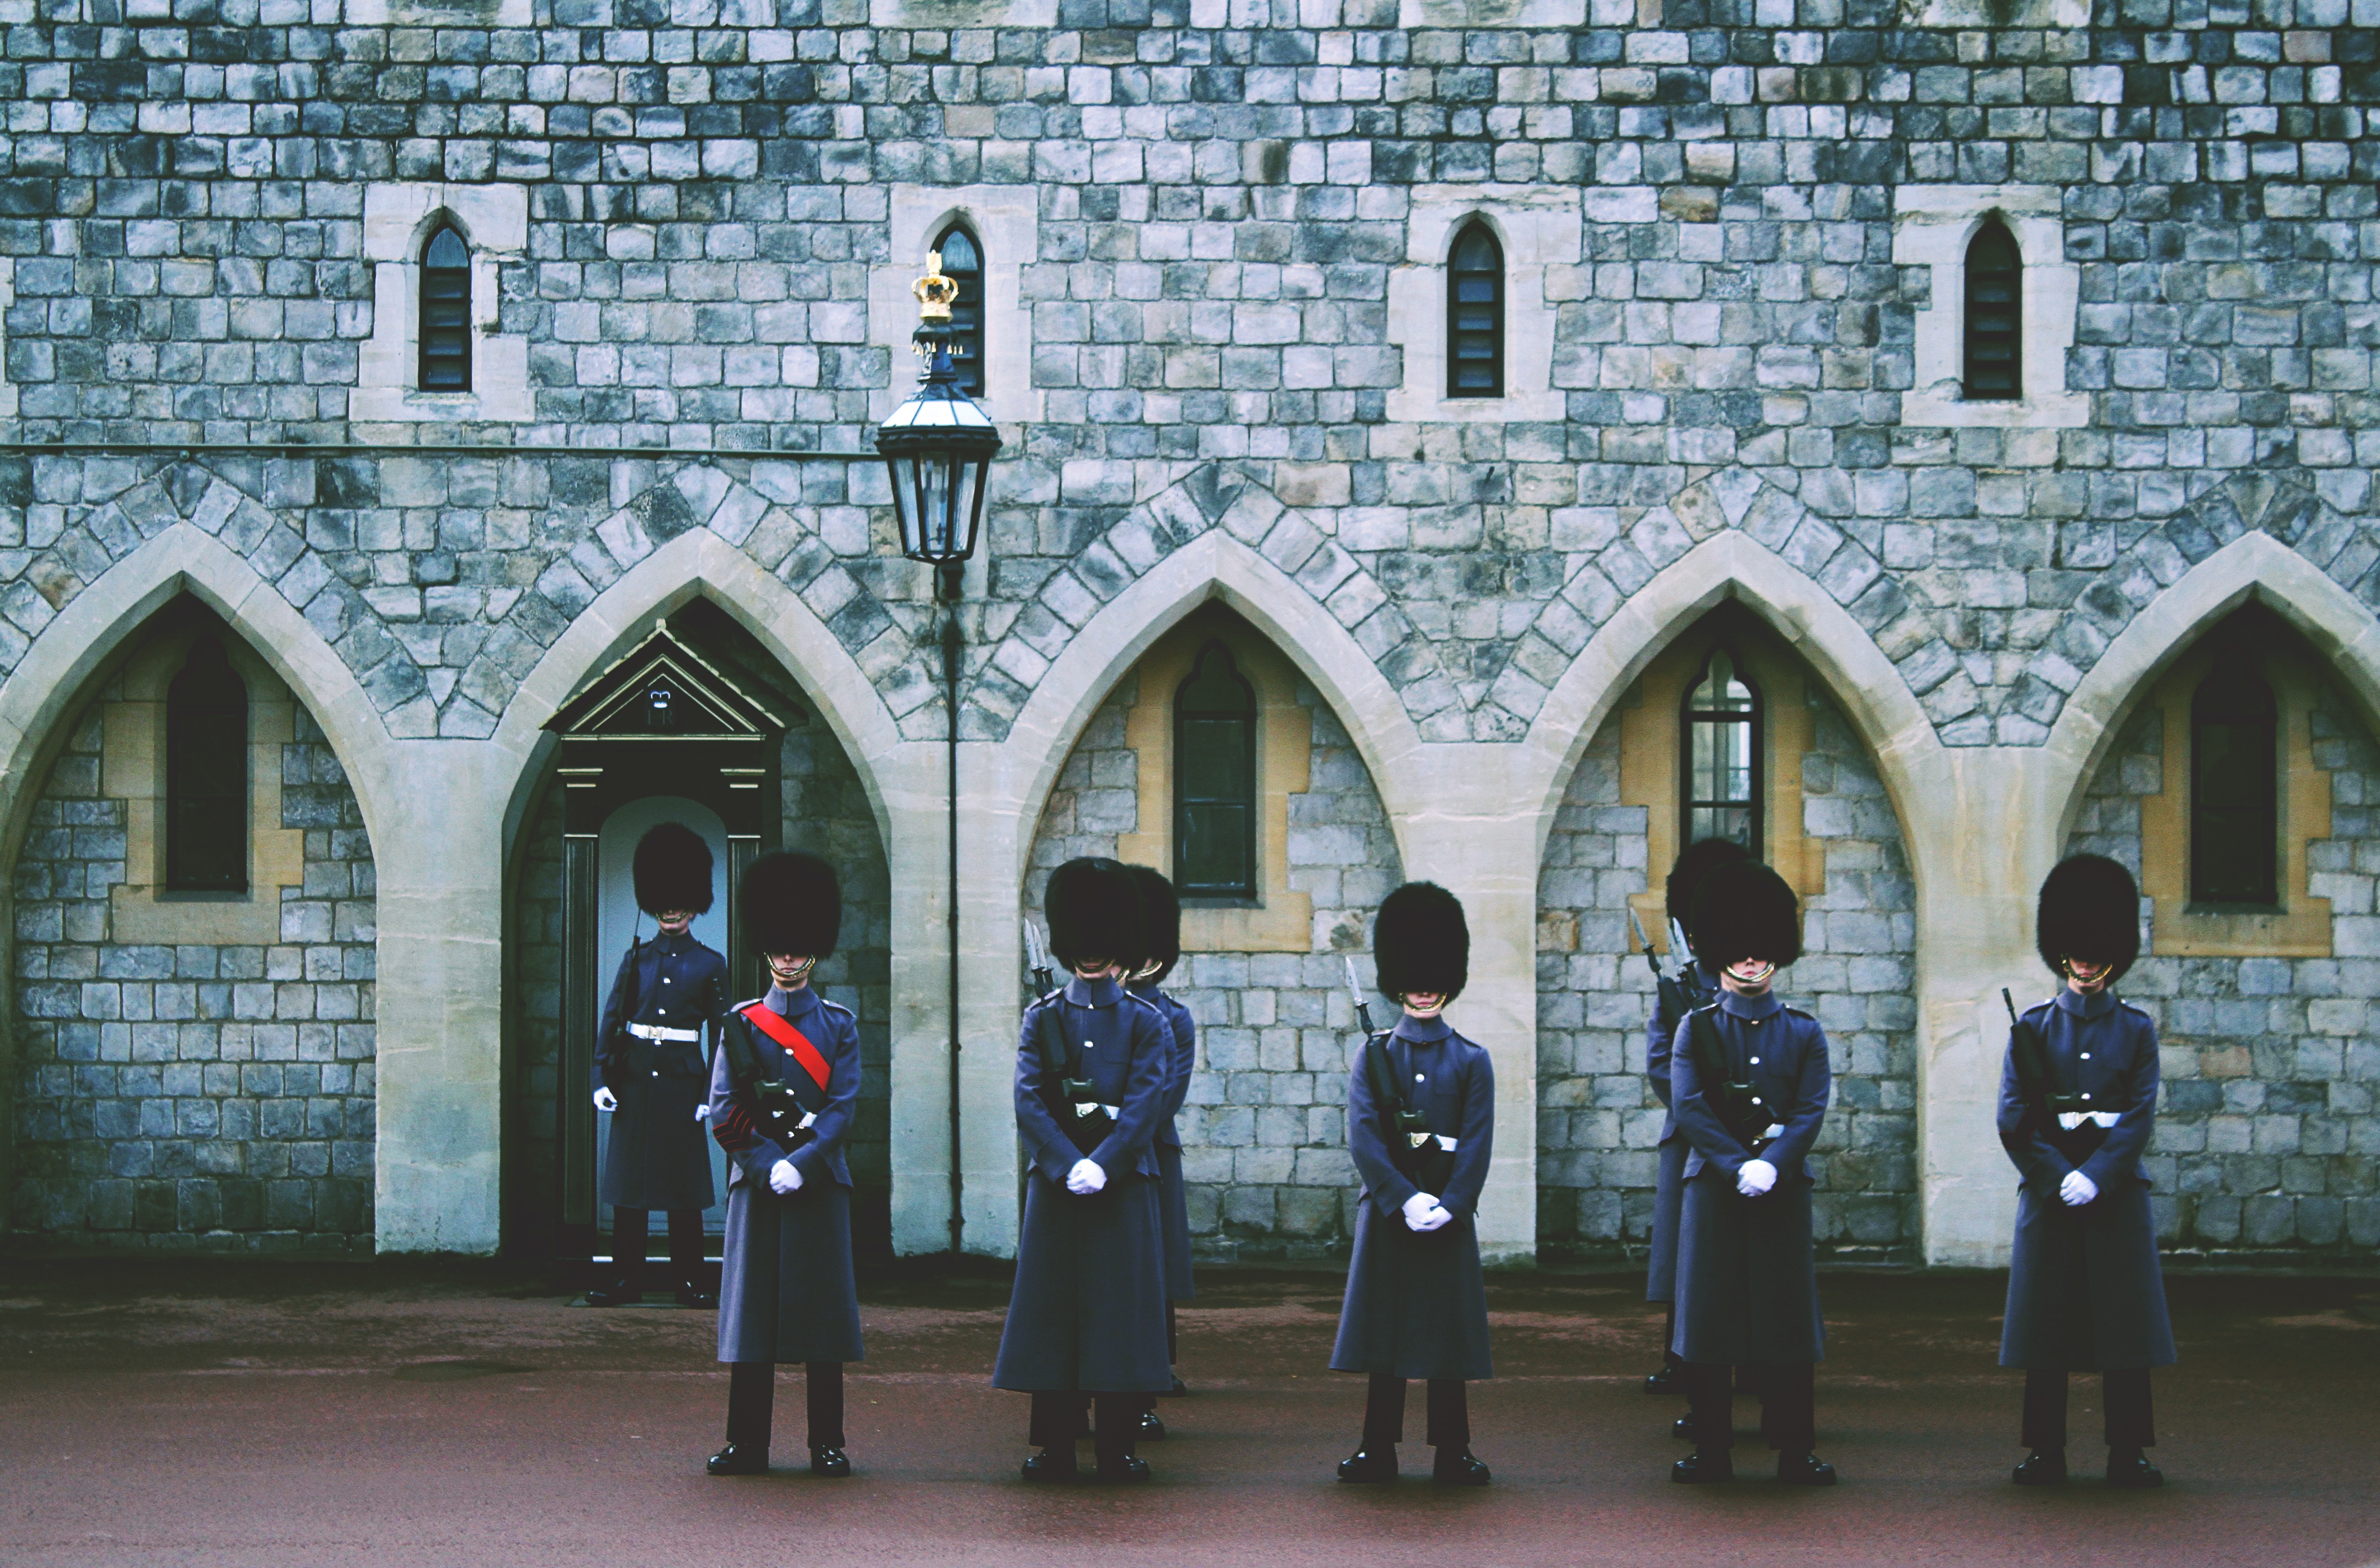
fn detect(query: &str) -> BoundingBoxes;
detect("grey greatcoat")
[708,983,865,1366]
[1645,958,1719,1305]
[1998,988,2176,1372]
[595,929,728,1212]
[1129,980,1199,1302]
[1329,1014,1496,1383]
[1670,988,1831,1366]
[992,975,1174,1394]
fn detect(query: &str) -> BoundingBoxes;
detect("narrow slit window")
[1963,219,2022,401]
[166,638,249,893]
[934,224,986,400]
[419,224,472,393]
[1680,645,1762,856]
[1447,222,1504,399]
[1174,641,1258,901]
[2190,651,2279,907]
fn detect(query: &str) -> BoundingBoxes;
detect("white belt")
[629,1023,702,1044]
[1074,1102,1121,1121]
[2058,1110,2120,1130]
[1406,1133,1458,1152]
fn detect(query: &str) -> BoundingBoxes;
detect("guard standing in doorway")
[589,822,728,1309]
[1643,837,1749,1418]
[994,857,1174,1483]
[1125,864,1197,1430]
[705,851,864,1478]
[1669,860,1837,1486]
[1999,852,2174,1489]
[1332,881,1495,1487]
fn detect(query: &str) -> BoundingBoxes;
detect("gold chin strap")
[772,957,817,984]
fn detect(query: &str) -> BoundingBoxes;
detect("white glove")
[1066,1158,1107,1196]
[1736,1158,1778,1197]
[2059,1169,2098,1207]
[1402,1192,1440,1232]
[1414,1202,1454,1232]
[769,1158,803,1195]
[592,1087,618,1112]
[693,1104,709,1122]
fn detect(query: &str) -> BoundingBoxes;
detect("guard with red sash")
[1668,860,1837,1486]
[994,857,1173,1483]
[588,822,729,1309]
[1999,853,2173,1489]
[1332,882,1495,1487]
[1124,864,1196,1430]
[704,851,864,1479]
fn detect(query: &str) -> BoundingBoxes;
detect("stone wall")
[10,701,377,1253]
[1535,682,1919,1266]
[2066,686,2380,1261]
[1024,666,1402,1259]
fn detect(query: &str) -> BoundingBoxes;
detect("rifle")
[1026,919,1109,1154]
[1023,919,1056,1000]
[1346,958,1454,1198]
[2003,989,2103,1159]
[1630,907,1710,1029]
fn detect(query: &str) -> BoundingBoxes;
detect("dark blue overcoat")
[1645,959,1719,1304]
[1130,980,1199,1303]
[708,984,865,1365]
[1998,988,2176,1372]
[1670,989,1830,1365]
[595,929,728,1212]
[993,975,1174,1394]
[1329,1014,1496,1383]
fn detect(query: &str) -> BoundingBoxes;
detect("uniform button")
[2081,1052,2091,1060]
[1415,1073,1425,1083]
[1750,1057,1761,1065]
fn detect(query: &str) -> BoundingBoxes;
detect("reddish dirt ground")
[0,1259,2373,1567]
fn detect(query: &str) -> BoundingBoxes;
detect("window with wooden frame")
[1173,641,1258,902]
[165,637,249,893]
[1447,222,1504,399]
[933,223,986,400]
[1962,219,2021,401]
[419,224,472,392]
[1680,645,1762,856]
[2190,647,2280,908]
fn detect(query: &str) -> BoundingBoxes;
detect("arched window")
[934,223,986,400]
[166,638,248,893]
[1963,219,2021,401]
[1680,645,1761,855]
[1447,222,1504,399]
[2190,650,2278,906]
[419,224,471,392]
[1174,641,1257,901]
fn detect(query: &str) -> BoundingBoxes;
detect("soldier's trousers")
[2022,1368,2154,1450]
[614,1207,705,1291]
[1029,1391,1147,1471]
[1685,1362,1813,1452]
[1361,1375,1470,1449]
[724,1360,844,1452]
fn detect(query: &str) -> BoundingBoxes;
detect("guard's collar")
[1393,1013,1451,1044]
[1126,979,1167,1002]
[2053,987,2116,1019]
[766,983,815,1017]
[1718,987,1783,1021]
[651,927,692,949]
[1065,974,1124,1007]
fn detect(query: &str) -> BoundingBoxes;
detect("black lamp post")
[876,255,1002,1257]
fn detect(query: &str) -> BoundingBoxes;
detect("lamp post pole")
[942,568,963,1256]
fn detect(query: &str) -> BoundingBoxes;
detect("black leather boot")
[1432,1447,1490,1486]
[706,1443,767,1476]
[1138,1409,1167,1441]
[2012,1450,2067,1486]
[1775,1450,1838,1486]
[675,1283,718,1309]
[1337,1445,1397,1483]
[585,1281,642,1308]
[1021,1446,1079,1482]
[809,1446,851,1478]
[1644,1364,1684,1396]
[1096,1454,1152,1483]
[2105,1447,2164,1488]
[1671,1414,1695,1440]
[1671,1448,1734,1484]
[1166,1375,1188,1397]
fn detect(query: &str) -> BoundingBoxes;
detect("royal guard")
[704,852,865,1479]
[1642,837,1749,1421]
[1999,853,2174,1489]
[994,857,1174,1483]
[1332,881,1494,1487]
[1125,864,1197,1430]
[1669,860,1837,1486]
[589,822,729,1309]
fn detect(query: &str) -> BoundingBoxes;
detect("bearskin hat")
[1665,836,1751,946]
[632,822,715,916]
[1690,860,1802,971]
[2037,853,2140,983]
[738,851,840,960]
[1045,857,1148,974]
[1374,881,1469,1002]
[1127,864,1181,985]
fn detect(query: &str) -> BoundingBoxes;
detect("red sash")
[739,1001,832,1094]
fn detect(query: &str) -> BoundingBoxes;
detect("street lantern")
[876,252,1003,596]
